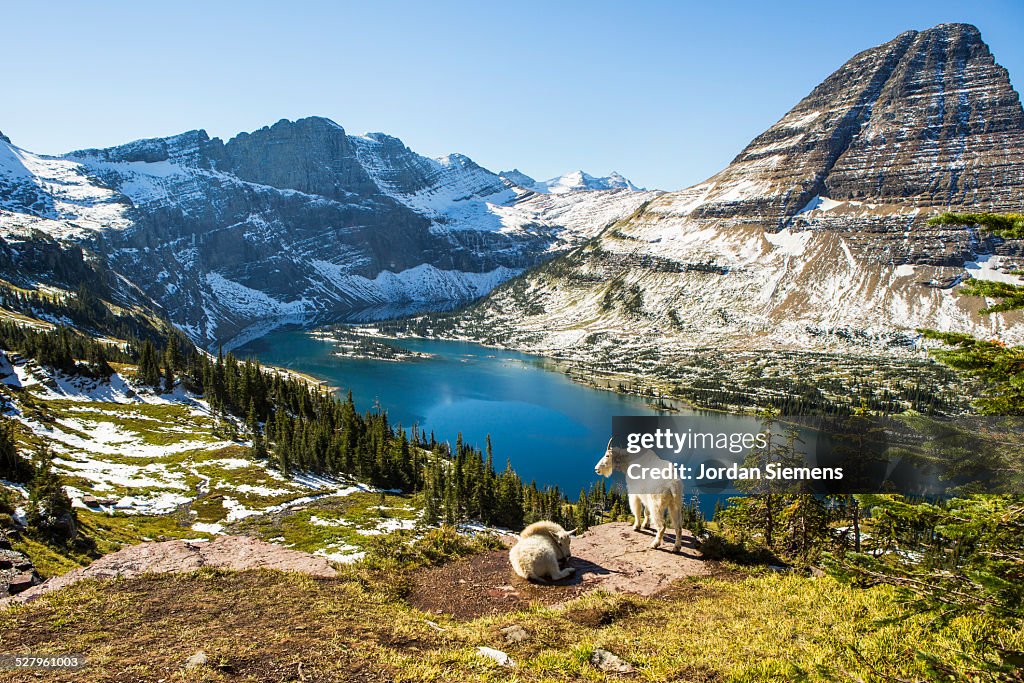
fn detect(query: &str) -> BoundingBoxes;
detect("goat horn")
[606,436,614,448]
[567,528,578,536]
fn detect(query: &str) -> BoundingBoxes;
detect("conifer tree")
[137,340,162,387]
[0,417,31,483]
[27,448,76,540]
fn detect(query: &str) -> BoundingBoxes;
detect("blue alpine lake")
[236,327,765,500]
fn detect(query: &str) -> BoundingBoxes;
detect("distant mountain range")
[0,23,1021,359]
[0,119,654,347]
[448,22,1024,359]
[499,169,643,195]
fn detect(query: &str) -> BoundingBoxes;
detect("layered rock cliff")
[451,24,1024,359]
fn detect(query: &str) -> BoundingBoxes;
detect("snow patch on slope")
[766,228,812,256]
[964,254,1024,284]
[0,140,132,237]
[206,272,313,319]
[797,195,845,214]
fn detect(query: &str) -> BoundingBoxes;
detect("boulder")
[6,572,38,595]
[0,547,41,598]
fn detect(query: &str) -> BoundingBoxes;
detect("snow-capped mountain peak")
[0,117,658,348]
[499,168,644,194]
[498,169,537,189]
[534,170,644,194]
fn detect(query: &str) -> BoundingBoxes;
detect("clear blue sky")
[2,1,1022,190]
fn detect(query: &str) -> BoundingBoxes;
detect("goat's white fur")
[519,520,575,562]
[595,438,683,551]
[629,494,652,531]
[509,521,576,582]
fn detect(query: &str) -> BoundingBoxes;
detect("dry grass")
[1,561,1019,682]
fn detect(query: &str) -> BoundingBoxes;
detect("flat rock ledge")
[1,535,338,606]
[568,521,707,595]
[409,522,708,619]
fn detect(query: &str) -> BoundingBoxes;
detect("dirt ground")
[408,522,708,619]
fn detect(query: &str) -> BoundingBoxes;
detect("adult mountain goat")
[595,438,684,551]
[509,521,576,582]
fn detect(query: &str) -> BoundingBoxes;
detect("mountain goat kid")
[520,520,576,564]
[509,521,576,582]
[595,438,684,552]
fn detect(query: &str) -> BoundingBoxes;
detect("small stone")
[184,651,208,669]
[476,646,514,667]
[500,624,528,643]
[589,648,634,673]
[6,572,38,595]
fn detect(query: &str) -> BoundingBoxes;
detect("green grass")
[9,535,86,578]
[42,400,221,447]
[0,561,1019,682]
[189,495,229,524]
[12,509,215,578]
[229,491,422,556]
[9,386,321,516]
[189,452,307,510]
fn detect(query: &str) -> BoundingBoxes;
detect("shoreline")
[303,323,747,416]
[228,318,976,420]
[339,325,974,417]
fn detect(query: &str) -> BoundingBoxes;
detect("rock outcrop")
[2,536,338,606]
[0,534,43,598]
[697,24,1024,225]
[453,23,1024,357]
[407,522,707,618]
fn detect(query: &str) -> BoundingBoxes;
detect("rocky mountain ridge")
[500,169,643,194]
[446,23,1024,363]
[0,117,655,348]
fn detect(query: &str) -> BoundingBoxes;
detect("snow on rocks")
[963,254,1024,285]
